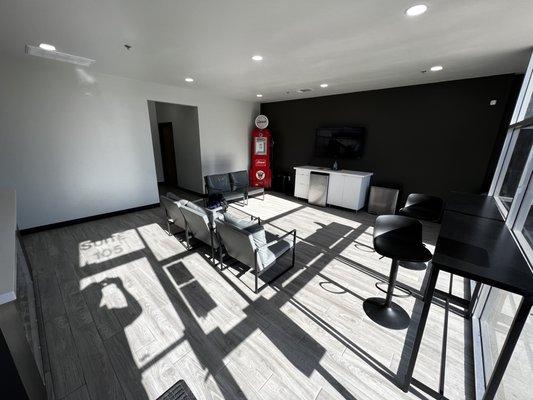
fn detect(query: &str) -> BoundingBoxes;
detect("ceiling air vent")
[25,45,95,67]
[297,88,312,93]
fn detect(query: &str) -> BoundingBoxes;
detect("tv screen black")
[315,127,365,158]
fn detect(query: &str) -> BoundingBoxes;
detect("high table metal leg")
[467,281,482,318]
[399,263,440,391]
[482,296,532,400]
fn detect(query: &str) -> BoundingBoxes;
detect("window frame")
[511,171,533,262]
[474,51,533,400]
[490,126,522,218]
[489,51,533,259]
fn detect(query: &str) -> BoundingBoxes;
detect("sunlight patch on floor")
[137,223,186,261]
[307,253,325,268]
[329,228,355,249]
[78,228,144,267]
[236,193,303,220]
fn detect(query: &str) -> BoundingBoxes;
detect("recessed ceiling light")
[430,65,443,72]
[405,4,428,17]
[251,55,263,61]
[256,94,263,98]
[39,43,56,52]
[320,83,328,88]
[185,77,194,82]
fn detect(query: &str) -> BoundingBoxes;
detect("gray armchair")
[179,201,222,261]
[215,216,296,293]
[160,193,188,235]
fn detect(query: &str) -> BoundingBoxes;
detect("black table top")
[445,192,504,221]
[432,210,533,297]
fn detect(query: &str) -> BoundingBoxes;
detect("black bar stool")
[397,193,443,270]
[363,215,432,330]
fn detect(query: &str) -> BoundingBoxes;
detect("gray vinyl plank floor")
[23,191,474,400]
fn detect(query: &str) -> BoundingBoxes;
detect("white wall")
[153,102,203,193]
[0,54,258,229]
[200,100,258,181]
[0,189,16,305]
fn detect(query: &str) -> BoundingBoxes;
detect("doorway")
[158,122,178,186]
[147,100,203,194]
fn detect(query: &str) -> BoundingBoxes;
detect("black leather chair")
[204,173,246,203]
[398,193,444,270]
[399,193,444,222]
[229,170,265,203]
[363,215,432,330]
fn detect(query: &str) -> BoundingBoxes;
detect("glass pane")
[479,290,533,400]
[514,173,533,260]
[497,127,533,210]
[522,204,533,247]
[525,91,533,120]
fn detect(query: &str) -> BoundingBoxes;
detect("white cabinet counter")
[293,166,372,210]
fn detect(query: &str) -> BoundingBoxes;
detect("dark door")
[158,122,178,187]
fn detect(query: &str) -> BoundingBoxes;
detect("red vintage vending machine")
[250,115,272,188]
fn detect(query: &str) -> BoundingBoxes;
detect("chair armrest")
[256,229,296,250]
[250,215,261,225]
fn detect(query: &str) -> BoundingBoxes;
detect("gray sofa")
[215,215,296,293]
[204,170,265,204]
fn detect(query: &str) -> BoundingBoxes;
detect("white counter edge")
[294,166,373,178]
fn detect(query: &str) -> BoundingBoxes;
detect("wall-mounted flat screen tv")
[315,127,366,158]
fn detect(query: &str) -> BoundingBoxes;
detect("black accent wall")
[262,74,522,202]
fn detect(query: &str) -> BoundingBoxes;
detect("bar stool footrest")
[375,281,412,298]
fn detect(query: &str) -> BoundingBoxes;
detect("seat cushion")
[165,192,188,206]
[247,187,264,197]
[222,213,257,229]
[229,170,249,191]
[224,190,246,202]
[205,174,232,193]
[399,205,440,222]
[373,236,432,262]
[257,236,293,272]
[244,223,268,249]
[185,201,208,216]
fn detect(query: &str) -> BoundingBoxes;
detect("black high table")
[444,191,504,221]
[399,195,533,400]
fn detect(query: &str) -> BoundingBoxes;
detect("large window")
[475,51,533,400]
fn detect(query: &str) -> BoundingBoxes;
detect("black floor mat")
[157,380,197,400]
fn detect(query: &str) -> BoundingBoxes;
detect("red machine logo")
[250,115,272,188]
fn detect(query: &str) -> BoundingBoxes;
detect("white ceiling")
[1,0,532,102]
